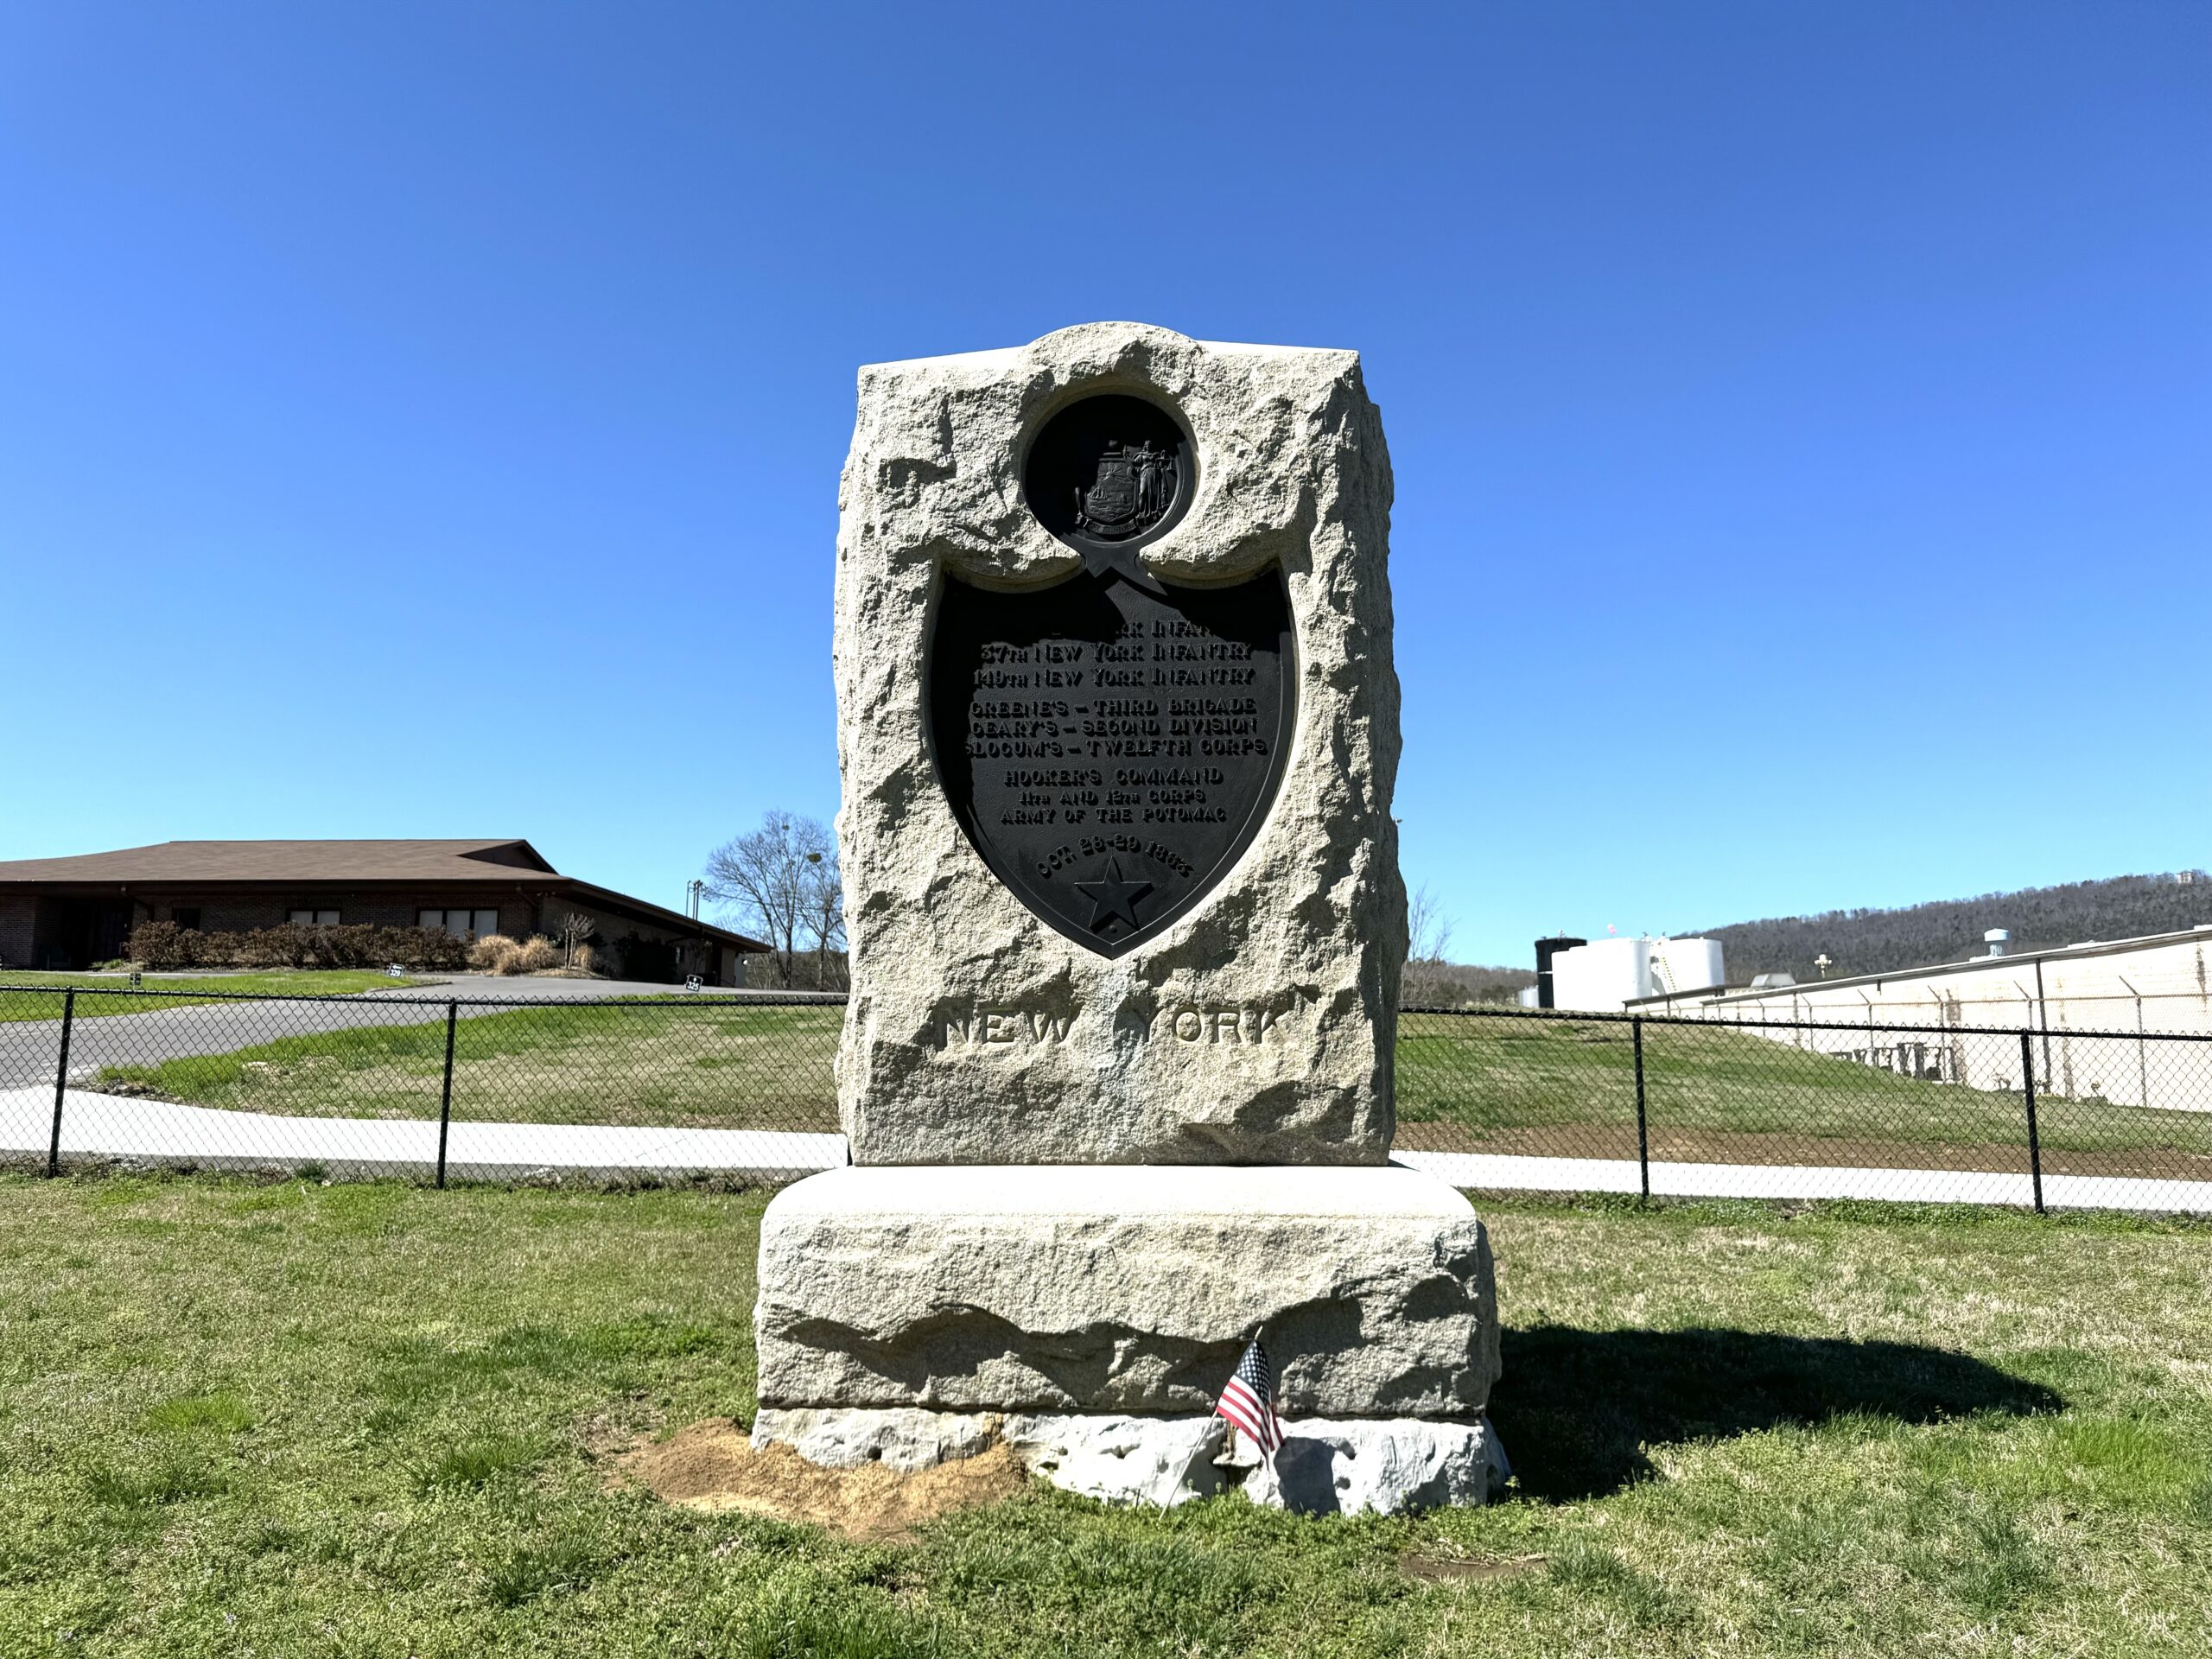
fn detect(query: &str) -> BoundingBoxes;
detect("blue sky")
[2,3,2205,966]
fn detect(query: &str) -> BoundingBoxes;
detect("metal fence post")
[47,989,75,1178]
[1632,1015,1650,1200]
[2120,977,2148,1109]
[2019,1027,2044,1215]
[435,1001,458,1189]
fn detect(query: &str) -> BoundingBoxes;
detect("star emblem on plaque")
[927,391,1294,957]
[1075,856,1152,931]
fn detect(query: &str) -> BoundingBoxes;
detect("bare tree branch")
[555,911,596,969]
[804,839,847,991]
[703,811,842,989]
[1408,882,1453,965]
[1402,882,1460,1008]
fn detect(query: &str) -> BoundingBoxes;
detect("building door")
[622,938,678,983]
[43,899,135,969]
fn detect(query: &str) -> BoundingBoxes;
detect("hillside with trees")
[1684,871,2211,985]
[1402,884,1537,1007]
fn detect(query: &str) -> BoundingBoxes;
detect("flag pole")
[1147,1407,1218,1511]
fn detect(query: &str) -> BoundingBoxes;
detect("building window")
[288,908,340,926]
[172,907,201,931]
[419,907,501,939]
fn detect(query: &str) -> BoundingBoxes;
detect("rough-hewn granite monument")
[750,322,1504,1513]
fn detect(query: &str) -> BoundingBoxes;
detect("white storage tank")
[1653,937,1726,995]
[1548,937,1657,1011]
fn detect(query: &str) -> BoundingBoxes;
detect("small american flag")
[1215,1339,1284,1464]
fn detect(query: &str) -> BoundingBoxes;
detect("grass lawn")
[0,972,432,1023]
[93,1005,2212,1177]
[98,1003,844,1131]
[1398,1013,2212,1176]
[0,1178,2206,1656]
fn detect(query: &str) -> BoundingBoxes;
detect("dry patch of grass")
[620,1419,1029,1541]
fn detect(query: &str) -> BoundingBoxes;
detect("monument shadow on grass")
[1491,1326,2064,1502]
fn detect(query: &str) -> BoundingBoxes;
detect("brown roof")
[0,839,557,883]
[0,840,772,953]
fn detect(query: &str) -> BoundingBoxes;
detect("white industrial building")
[1545,935,1727,1012]
[1624,925,2212,1113]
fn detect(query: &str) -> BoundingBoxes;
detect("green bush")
[124,921,194,969]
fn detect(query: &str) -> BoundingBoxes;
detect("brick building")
[0,839,767,984]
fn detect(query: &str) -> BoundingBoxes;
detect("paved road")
[0,976,842,1089]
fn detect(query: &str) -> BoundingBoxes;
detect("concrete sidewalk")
[1392,1148,2212,1216]
[0,1087,843,1184]
[6,1085,2209,1213]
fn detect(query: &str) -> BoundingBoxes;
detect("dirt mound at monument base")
[620,1418,1027,1541]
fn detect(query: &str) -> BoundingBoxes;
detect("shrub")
[126,922,175,968]
[468,934,521,974]
[126,921,197,969]
[361,925,471,971]
[238,924,318,969]
[467,935,562,976]
[125,922,470,973]
[570,944,595,976]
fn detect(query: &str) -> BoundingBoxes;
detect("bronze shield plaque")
[928,564,1294,957]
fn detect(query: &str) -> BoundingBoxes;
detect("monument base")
[756,1163,1499,1420]
[751,1163,1503,1515]
[750,1406,1506,1516]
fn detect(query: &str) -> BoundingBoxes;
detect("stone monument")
[750,322,1504,1513]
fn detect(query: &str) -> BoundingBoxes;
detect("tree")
[704,811,842,988]
[1408,883,1453,964]
[803,839,847,991]
[1402,883,1460,1008]
[555,911,596,969]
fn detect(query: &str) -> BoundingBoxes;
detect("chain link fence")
[1399,1007,2212,1211]
[5,987,2210,1212]
[0,986,843,1187]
